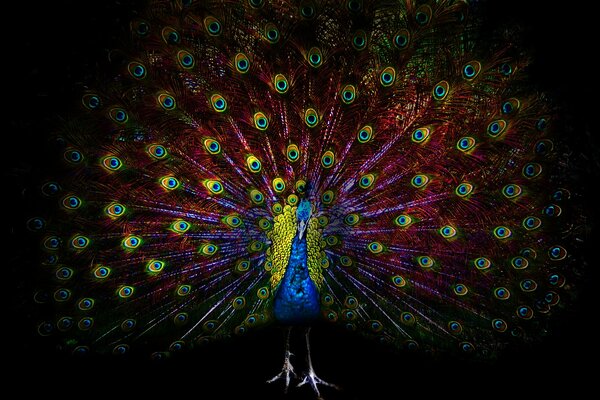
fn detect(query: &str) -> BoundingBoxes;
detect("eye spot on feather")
[235,53,250,73]
[210,94,227,112]
[516,305,533,319]
[117,285,135,299]
[433,81,449,100]
[307,47,323,68]
[394,29,410,49]
[357,125,373,143]
[473,257,491,270]
[380,67,396,87]
[82,94,101,110]
[462,61,481,80]
[352,30,367,50]
[204,16,222,36]
[62,195,82,210]
[448,321,462,334]
[128,62,146,79]
[177,50,195,69]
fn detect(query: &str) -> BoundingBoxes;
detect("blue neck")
[272,233,321,325]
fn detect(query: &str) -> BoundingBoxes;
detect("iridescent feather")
[21,0,587,397]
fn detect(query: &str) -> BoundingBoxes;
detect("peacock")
[23,0,584,397]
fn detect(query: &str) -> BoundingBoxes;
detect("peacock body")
[26,0,581,395]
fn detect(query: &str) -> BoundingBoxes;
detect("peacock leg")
[267,326,296,393]
[297,327,340,398]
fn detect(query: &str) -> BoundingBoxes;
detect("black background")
[6,1,597,398]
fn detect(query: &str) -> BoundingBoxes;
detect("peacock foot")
[266,354,297,394]
[298,368,340,399]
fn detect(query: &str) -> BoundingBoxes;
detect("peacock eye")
[358,173,375,189]
[128,62,147,79]
[392,275,406,287]
[204,16,222,36]
[473,257,491,270]
[62,195,82,210]
[394,214,413,227]
[287,144,300,162]
[367,241,383,254]
[101,155,123,171]
[132,20,150,36]
[347,0,362,12]
[93,266,111,279]
[205,179,224,194]
[394,29,410,49]
[210,94,227,112]
[147,144,168,159]
[457,136,476,152]
[300,2,315,19]
[522,163,542,179]
[274,74,289,94]
[448,321,462,334]
[307,47,323,67]
[411,174,430,189]
[357,125,373,143]
[487,119,507,137]
[494,287,510,300]
[439,225,457,239]
[305,108,319,127]
[147,259,165,273]
[415,4,432,25]
[411,127,430,144]
[272,177,286,193]
[453,284,468,296]
[199,243,219,256]
[171,219,190,233]
[160,176,180,190]
[254,112,269,130]
[235,52,250,73]
[433,81,449,100]
[321,151,335,168]
[82,93,101,110]
[109,108,128,124]
[499,62,513,76]
[380,67,396,87]
[492,226,512,240]
[352,30,367,50]
[340,84,356,104]
[548,245,567,261]
[264,23,279,43]
[462,60,481,80]
[161,26,180,44]
[344,213,360,226]
[177,50,195,69]
[516,306,533,320]
[177,285,191,296]
[502,98,521,114]
[246,155,262,173]
[122,235,142,250]
[522,216,542,230]
[455,182,473,197]
[117,285,135,298]
[71,234,90,249]
[492,319,508,332]
[64,148,83,164]
[41,181,61,196]
[417,256,434,268]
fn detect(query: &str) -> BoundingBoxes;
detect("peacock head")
[296,198,312,223]
[296,199,312,240]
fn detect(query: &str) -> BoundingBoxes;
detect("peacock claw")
[297,369,340,399]
[266,354,297,393]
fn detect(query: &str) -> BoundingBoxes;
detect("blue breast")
[273,234,321,325]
